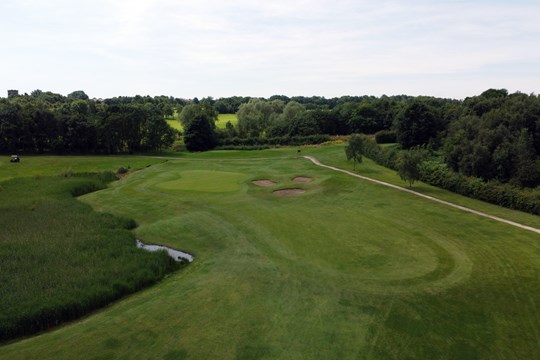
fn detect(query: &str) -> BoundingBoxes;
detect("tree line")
[179,95,418,150]
[3,88,540,189]
[388,89,540,188]
[0,90,183,154]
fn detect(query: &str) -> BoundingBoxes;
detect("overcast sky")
[1,0,539,99]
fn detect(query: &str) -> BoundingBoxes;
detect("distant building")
[7,89,19,98]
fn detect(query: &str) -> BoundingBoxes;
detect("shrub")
[217,134,330,147]
[375,130,397,144]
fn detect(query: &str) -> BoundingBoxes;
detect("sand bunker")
[273,188,306,196]
[252,179,277,187]
[293,176,312,184]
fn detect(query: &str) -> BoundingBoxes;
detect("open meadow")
[1,145,539,359]
[166,113,238,132]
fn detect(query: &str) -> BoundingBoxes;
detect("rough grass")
[0,172,178,341]
[0,155,164,182]
[1,146,539,359]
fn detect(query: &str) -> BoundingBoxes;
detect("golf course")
[1,144,539,359]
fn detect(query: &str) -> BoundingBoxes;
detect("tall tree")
[181,104,217,151]
[396,148,426,187]
[345,134,365,170]
[514,129,540,187]
[67,90,89,100]
[395,100,439,149]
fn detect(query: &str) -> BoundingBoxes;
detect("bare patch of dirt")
[293,176,312,184]
[252,179,277,187]
[273,188,306,196]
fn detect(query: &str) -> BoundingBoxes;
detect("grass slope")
[1,146,539,359]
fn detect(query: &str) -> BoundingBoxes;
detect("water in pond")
[136,239,194,262]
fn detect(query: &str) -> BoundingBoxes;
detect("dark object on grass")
[10,155,20,163]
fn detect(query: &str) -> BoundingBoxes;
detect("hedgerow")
[353,135,540,215]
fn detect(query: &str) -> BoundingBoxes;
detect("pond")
[136,239,194,262]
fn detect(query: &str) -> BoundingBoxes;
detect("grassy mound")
[0,174,179,341]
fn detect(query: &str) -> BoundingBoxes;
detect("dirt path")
[303,156,540,235]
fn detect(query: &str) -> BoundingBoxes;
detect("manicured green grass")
[304,144,540,229]
[155,170,249,193]
[1,147,539,359]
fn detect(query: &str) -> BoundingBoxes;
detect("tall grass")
[0,174,179,341]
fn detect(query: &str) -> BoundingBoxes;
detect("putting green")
[154,170,249,193]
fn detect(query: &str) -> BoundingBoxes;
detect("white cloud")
[1,0,539,98]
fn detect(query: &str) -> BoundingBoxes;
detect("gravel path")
[303,156,540,235]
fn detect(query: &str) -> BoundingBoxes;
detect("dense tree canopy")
[395,99,441,149]
[2,88,540,189]
[443,91,540,186]
[0,91,176,154]
[181,104,217,151]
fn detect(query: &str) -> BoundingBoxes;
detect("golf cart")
[10,155,20,163]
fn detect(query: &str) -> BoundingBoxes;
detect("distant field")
[216,113,238,128]
[165,114,238,132]
[166,119,182,131]
[2,145,539,359]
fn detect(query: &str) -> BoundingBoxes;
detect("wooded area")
[2,88,540,189]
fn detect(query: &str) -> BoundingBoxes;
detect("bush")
[217,134,330,147]
[351,134,398,169]
[375,130,397,144]
[419,160,540,215]
[215,145,271,150]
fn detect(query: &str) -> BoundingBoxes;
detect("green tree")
[237,99,284,137]
[67,90,89,100]
[513,129,540,187]
[395,100,439,149]
[396,148,426,187]
[345,134,364,170]
[181,104,217,151]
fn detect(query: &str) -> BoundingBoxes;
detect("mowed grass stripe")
[1,154,539,359]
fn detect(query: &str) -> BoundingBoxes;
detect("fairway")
[1,148,539,359]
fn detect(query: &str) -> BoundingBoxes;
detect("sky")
[1,0,539,100]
